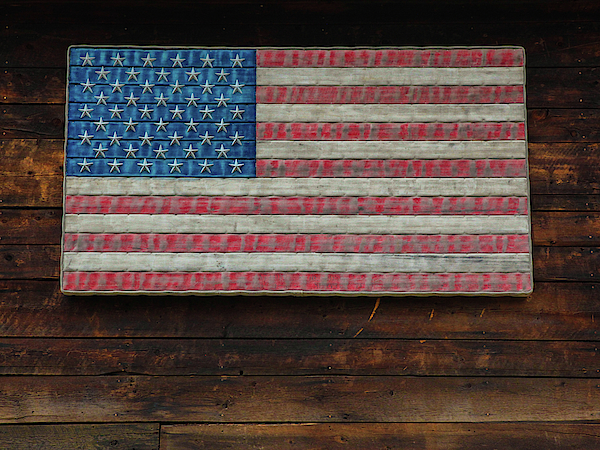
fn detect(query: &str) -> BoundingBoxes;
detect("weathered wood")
[1,280,598,340]
[0,210,61,245]
[1,375,600,423]
[0,106,64,139]
[0,69,65,104]
[0,246,59,279]
[0,424,158,450]
[533,246,600,281]
[1,338,600,377]
[532,195,600,211]
[533,212,600,246]
[161,423,600,450]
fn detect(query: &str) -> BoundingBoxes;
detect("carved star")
[168,158,183,173]
[124,144,139,158]
[109,79,125,93]
[183,144,198,158]
[138,105,154,119]
[107,158,123,173]
[155,93,169,107]
[77,158,93,172]
[141,53,156,67]
[170,53,186,68]
[170,80,185,94]
[185,93,200,107]
[124,118,138,132]
[80,52,95,66]
[108,131,122,146]
[155,68,170,82]
[137,158,153,173]
[200,53,215,68]
[186,68,200,81]
[215,118,229,133]
[199,131,214,145]
[230,131,244,146]
[95,91,109,105]
[78,130,94,145]
[94,143,108,158]
[125,92,139,107]
[79,104,93,118]
[230,105,245,120]
[155,118,169,132]
[200,80,215,94]
[230,54,245,68]
[153,144,168,158]
[185,118,199,132]
[139,132,154,146]
[215,69,229,82]
[93,117,108,132]
[109,105,124,119]
[126,67,141,81]
[140,80,155,94]
[214,93,230,108]
[111,53,125,66]
[168,131,183,146]
[229,159,244,174]
[199,105,214,119]
[198,159,213,173]
[80,78,95,93]
[215,144,229,158]
[229,80,245,94]
[170,105,184,120]
[95,66,110,80]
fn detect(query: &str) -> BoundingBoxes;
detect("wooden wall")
[2,0,600,448]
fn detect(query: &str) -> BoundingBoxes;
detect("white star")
[154,118,169,132]
[214,93,230,108]
[141,53,156,67]
[183,144,198,158]
[185,118,199,132]
[155,93,169,107]
[126,67,141,81]
[230,54,245,68]
[168,158,183,173]
[186,68,200,81]
[170,80,185,94]
[78,104,93,118]
[198,159,213,173]
[108,132,122,146]
[140,80,155,94]
[125,92,140,107]
[200,80,215,94]
[215,68,229,82]
[95,91,109,105]
[199,131,214,145]
[138,105,154,119]
[185,93,200,107]
[109,79,125,93]
[124,118,138,132]
[229,80,245,94]
[124,144,139,158]
[109,105,124,119]
[229,159,244,173]
[77,158,93,172]
[168,131,183,146]
[111,53,125,66]
[170,53,186,68]
[170,105,184,120]
[80,78,95,93]
[230,131,244,145]
[139,132,154,146]
[155,68,170,82]
[80,52,95,66]
[94,143,108,157]
[200,53,215,68]
[215,118,229,133]
[200,105,214,119]
[137,158,153,173]
[78,130,94,145]
[95,66,110,80]
[215,144,229,158]
[107,158,123,173]
[153,144,168,158]
[230,105,245,120]
[93,117,108,131]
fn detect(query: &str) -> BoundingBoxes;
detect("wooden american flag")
[61,46,533,295]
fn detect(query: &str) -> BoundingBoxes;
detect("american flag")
[61,46,533,295]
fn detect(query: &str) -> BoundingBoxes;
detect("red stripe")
[256,159,527,178]
[256,49,524,67]
[63,271,532,293]
[256,86,524,104]
[65,196,529,215]
[257,123,526,140]
[63,234,531,253]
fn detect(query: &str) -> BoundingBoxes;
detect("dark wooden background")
[2,0,600,448]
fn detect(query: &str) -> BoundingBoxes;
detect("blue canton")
[66,47,256,177]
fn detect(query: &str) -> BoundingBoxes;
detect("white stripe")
[256,104,525,123]
[65,177,528,197]
[256,67,524,86]
[63,252,532,273]
[256,140,528,159]
[64,214,529,234]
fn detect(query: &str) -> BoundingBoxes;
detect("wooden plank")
[0,69,65,104]
[0,210,61,245]
[533,212,600,246]
[0,246,59,279]
[0,424,158,450]
[1,338,600,377]
[0,280,598,340]
[533,246,600,281]
[532,195,600,211]
[0,106,64,139]
[161,423,600,450]
[1,375,600,423]
[529,109,600,143]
